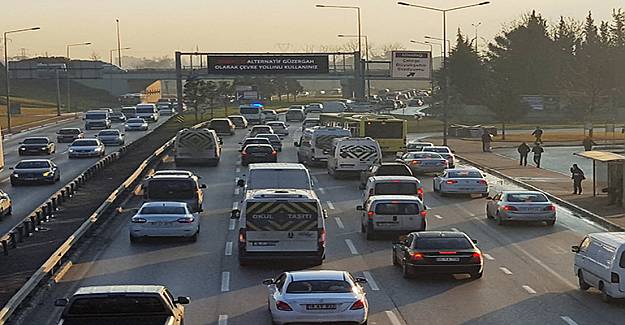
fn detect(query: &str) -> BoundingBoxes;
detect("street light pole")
[66,42,91,113]
[3,26,40,133]
[397,1,490,146]
[110,47,131,65]
[472,22,482,53]
[339,34,370,97]
[116,19,122,68]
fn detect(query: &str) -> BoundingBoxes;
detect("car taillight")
[276,300,293,311]
[471,252,482,263]
[503,205,518,211]
[239,229,246,243]
[318,228,326,247]
[420,210,427,217]
[418,188,424,196]
[367,211,374,220]
[544,205,556,211]
[410,252,424,260]
[479,180,488,185]
[272,150,277,155]
[446,180,458,184]
[241,151,248,157]
[411,160,420,165]
[441,160,448,166]
[131,217,147,223]
[611,272,620,283]
[350,299,365,310]
[439,251,457,255]
[177,217,195,223]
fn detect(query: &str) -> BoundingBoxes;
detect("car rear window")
[506,193,548,202]
[210,120,230,128]
[424,147,450,154]
[140,206,186,215]
[147,180,196,200]
[128,118,145,123]
[286,280,352,294]
[375,203,420,215]
[59,129,80,135]
[413,237,472,249]
[99,131,119,136]
[67,296,166,315]
[374,182,417,195]
[245,145,273,153]
[447,171,482,178]
[244,139,271,146]
[405,152,441,159]
[377,165,411,176]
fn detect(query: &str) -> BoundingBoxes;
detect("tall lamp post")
[4,26,40,133]
[116,19,123,68]
[424,36,451,56]
[110,47,131,65]
[66,42,91,113]
[472,22,482,53]
[424,41,444,58]
[316,4,364,98]
[398,1,490,145]
[338,34,370,97]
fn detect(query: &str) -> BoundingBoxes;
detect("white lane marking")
[483,253,495,261]
[362,271,379,291]
[225,242,233,256]
[499,267,513,275]
[327,201,335,210]
[232,202,238,210]
[218,314,228,325]
[385,310,403,325]
[234,188,240,195]
[235,167,241,173]
[334,217,345,229]
[228,219,236,231]
[450,227,459,232]
[522,285,536,294]
[560,316,578,325]
[434,214,443,219]
[221,272,230,292]
[345,239,359,255]
[318,187,326,194]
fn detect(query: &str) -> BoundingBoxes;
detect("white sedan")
[433,168,489,197]
[266,121,289,136]
[129,201,200,242]
[125,117,149,131]
[264,270,369,325]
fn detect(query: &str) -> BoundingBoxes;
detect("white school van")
[295,126,351,166]
[327,137,381,178]
[239,104,264,125]
[174,128,221,166]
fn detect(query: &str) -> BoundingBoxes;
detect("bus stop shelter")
[574,151,625,205]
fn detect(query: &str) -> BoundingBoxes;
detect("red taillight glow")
[241,151,248,157]
[272,151,277,155]
[446,180,458,184]
[479,180,488,185]
[319,228,326,247]
[350,299,365,310]
[544,205,556,211]
[177,217,195,223]
[367,211,374,220]
[418,187,424,197]
[439,251,457,255]
[471,252,482,262]
[411,160,420,165]
[420,210,427,217]
[410,252,424,260]
[276,300,293,311]
[503,205,518,211]
[238,229,246,243]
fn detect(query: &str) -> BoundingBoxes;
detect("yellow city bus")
[319,113,406,153]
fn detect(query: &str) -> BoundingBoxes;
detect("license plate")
[306,304,336,310]
[251,241,277,247]
[150,222,171,226]
[436,257,460,262]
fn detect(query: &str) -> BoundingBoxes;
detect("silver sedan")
[402,151,448,174]
[264,270,368,325]
[129,201,200,242]
[433,168,489,197]
[486,191,556,226]
[125,118,149,131]
[68,139,105,158]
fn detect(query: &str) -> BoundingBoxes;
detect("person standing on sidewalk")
[481,129,492,152]
[570,164,586,194]
[517,142,530,166]
[532,126,544,144]
[582,136,596,151]
[532,142,544,168]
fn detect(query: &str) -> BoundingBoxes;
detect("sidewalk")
[435,137,625,229]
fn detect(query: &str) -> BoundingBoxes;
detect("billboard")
[390,51,431,79]
[208,55,329,75]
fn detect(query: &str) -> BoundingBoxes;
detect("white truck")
[239,104,264,125]
[174,128,222,166]
[295,126,351,166]
[327,137,382,178]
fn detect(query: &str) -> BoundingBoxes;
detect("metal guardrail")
[0,118,206,324]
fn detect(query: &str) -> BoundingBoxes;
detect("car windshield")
[67,296,166,316]
[377,165,411,176]
[147,179,196,200]
[86,113,107,119]
[59,129,80,135]
[413,237,473,249]
[73,140,99,146]
[375,182,417,195]
[447,170,483,178]
[424,147,451,154]
[506,193,549,202]
[286,280,352,294]
[375,202,420,214]
[248,170,311,190]
[240,107,260,114]
[140,206,187,215]
[23,138,48,144]
[99,131,119,136]
[136,106,155,113]
[16,161,50,169]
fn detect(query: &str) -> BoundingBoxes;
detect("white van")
[237,163,312,192]
[239,104,264,125]
[135,103,159,122]
[573,232,625,302]
[362,176,424,206]
[233,189,326,266]
[174,128,222,166]
[84,110,111,130]
[357,195,426,240]
[327,137,381,178]
[295,126,351,165]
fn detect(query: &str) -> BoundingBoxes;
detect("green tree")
[447,30,486,105]
[183,79,210,123]
[286,79,304,101]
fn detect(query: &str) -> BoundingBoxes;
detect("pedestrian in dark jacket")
[532,126,544,144]
[570,164,585,194]
[582,136,596,151]
[532,143,544,168]
[481,129,492,152]
[517,142,530,166]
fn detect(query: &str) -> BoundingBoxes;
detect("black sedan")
[241,144,277,166]
[392,231,483,279]
[10,159,60,186]
[19,137,55,155]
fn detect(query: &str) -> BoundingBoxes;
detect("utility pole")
[116,19,122,68]
[472,22,482,53]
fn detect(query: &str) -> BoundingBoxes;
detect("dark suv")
[209,118,235,135]
[359,162,414,189]
[19,137,55,155]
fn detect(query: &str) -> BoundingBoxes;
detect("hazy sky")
[3,0,625,60]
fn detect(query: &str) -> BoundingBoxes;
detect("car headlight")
[69,148,75,153]
[41,147,47,151]
[20,147,25,151]
[43,171,52,177]
[95,147,102,151]
[12,174,19,178]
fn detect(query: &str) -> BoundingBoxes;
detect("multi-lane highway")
[20,119,625,325]
[0,116,171,234]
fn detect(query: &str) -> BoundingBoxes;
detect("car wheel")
[546,220,556,226]
[600,282,612,303]
[365,224,375,241]
[578,271,590,291]
[402,261,412,279]
[189,232,198,242]
[481,193,488,198]
[129,235,139,243]
[392,251,399,266]
[361,222,365,233]
[496,213,505,226]
[486,208,492,219]
[470,271,483,279]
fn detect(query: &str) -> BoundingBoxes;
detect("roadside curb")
[456,154,625,232]
[2,115,80,140]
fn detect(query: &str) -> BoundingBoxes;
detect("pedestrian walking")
[532,142,544,168]
[570,164,586,195]
[517,142,530,166]
[481,129,492,152]
[582,136,596,151]
[532,126,544,144]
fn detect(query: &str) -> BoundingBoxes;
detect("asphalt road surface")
[0,115,171,234]
[20,120,625,325]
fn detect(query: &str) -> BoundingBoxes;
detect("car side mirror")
[354,277,368,284]
[398,235,408,243]
[486,196,493,200]
[237,179,245,187]
[262,278,275,286]
[200,184,207,189]
[571,245,580,253]
[356,205,364,211]
[54,298,69,307]
[231,209,241,219]
[176,297,190,305]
